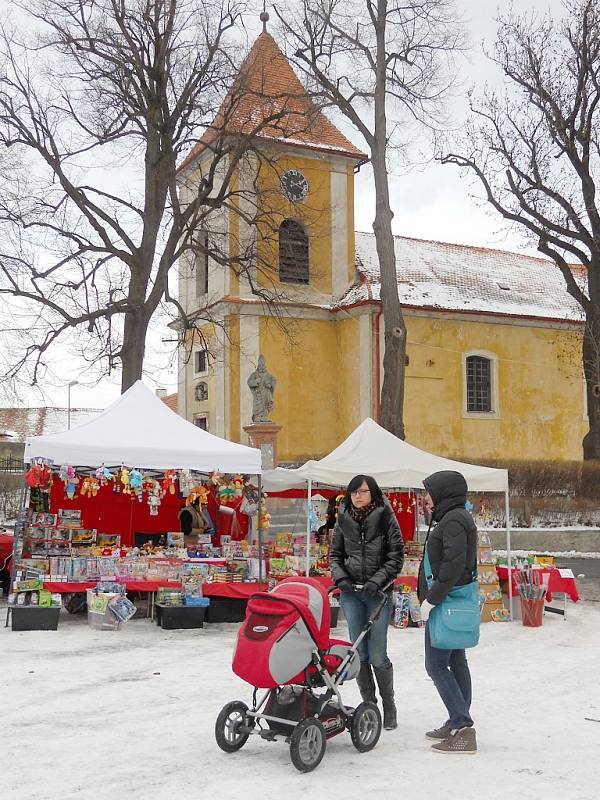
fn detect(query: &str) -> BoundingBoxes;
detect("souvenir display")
[477,532,506,622]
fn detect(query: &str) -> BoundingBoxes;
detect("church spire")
[260,3,269,34]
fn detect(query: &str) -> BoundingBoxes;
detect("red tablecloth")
[43,579,184,594]
[496,566,579,602]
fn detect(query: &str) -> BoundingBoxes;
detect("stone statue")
[248,355,276,423]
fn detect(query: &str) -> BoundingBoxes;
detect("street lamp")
[67,380,79,430]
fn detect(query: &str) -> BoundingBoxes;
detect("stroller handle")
[329,579,394,596]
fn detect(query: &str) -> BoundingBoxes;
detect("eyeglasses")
[351,489,371,497]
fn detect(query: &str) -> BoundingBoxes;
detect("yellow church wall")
[336,316,363,435]
[182,324,215,427]
[403,314,586,461]
[258,316,341,461]
[254,152,333,295]
[346,166,356,284]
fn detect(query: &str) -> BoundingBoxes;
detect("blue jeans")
[340,590,393,670]
[424,623,473,729]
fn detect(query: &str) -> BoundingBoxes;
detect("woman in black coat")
[417,470,478,754]
[330,474,404,730]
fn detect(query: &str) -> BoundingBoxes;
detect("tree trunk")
[120,304,150,393]
[371,147,406,439]
[582,309,600,459]
[371,0,406,439]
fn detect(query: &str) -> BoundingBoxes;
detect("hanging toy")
[96,464,113,487]
[258,497,271,530]
[209,469,221,487]
[129,469,143,501]
[178,469,193,496]
[232,474,244,497]
[80,476,99,497]
[64,465,79,500]
[218,477,236,504]
[162,469,177,495]
[120,466,131,495]
[147,479,164,516]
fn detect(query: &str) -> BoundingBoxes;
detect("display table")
[495,566,580,602]
[496,565,579,618]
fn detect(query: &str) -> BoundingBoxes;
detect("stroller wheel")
[351,702,382,753]
[289,718,326,772]
[215,701,253,753]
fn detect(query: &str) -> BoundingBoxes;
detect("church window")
[195,231,209,297]
[465,355,493,413]
[194,348,209,376]
[279,219,309,284]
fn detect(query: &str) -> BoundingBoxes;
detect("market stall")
[7,381,264,630]
[262,417,512,619]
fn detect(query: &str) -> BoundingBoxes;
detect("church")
[175,27,587,467]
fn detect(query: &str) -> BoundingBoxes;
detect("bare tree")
[441,0,600,459]
[276,0,463,436]
[0,0,304,393]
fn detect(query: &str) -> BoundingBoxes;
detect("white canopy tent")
[25,380,262,474]
[263,418,513,614]
[263,418,506,491]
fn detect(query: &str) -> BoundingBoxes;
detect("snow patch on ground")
[2,603,599,800]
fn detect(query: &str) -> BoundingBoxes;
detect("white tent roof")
[24,380,261,474]
[263,418,507,492]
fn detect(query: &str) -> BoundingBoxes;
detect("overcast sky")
[2,0,565,412]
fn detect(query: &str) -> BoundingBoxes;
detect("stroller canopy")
[270,578,330,650]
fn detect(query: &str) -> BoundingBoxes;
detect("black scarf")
[347,500,378,523]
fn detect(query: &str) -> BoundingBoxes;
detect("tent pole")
[257,475,263,586]
[505,488,513,621]
[305,479,312,577]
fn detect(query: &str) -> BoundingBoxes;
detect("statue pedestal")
[243,423,282,470]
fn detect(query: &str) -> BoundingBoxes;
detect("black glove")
[363,580,380,597]
[337,578,354,593]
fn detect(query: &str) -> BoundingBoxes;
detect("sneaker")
[431,727,477,754]
[425,722,452,740]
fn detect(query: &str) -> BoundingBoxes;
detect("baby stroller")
[215,576,390,772]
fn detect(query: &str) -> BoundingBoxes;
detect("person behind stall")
[178,497,207,549]
[316,496,338,543]
[417,470,478,754]
[330,474,404,730]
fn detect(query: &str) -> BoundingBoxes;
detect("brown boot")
[431,727,477,754]
[356,661,377,704]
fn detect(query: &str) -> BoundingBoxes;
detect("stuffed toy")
[218,478,236,504]
[162,469,177,495]
[209,469,221,487]
[64,465,79,500]
[129,469,143,501]
[186,484,209,507]
[232,474,244,496]
[96,465,113,486]
[80,476,99,498]
[258,498,271,530]
[178,469,193,496]
[120,466,131,495]
[147,479,164,516]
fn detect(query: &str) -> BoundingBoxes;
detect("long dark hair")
[342,474,384,510]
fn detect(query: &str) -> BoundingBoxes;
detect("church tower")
[176,21,371,463]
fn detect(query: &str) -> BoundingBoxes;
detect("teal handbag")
[423,548,480,649]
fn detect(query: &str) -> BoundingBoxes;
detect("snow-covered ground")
[2,603,600,800]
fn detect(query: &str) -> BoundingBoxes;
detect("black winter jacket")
[417,471,478,606]
[330,500,404,590]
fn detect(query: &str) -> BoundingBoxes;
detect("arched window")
[465,354,493,413]
[279,219,309,284]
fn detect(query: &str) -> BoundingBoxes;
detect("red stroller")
[215,577,389,772]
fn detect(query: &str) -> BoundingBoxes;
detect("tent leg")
[505,489,513,621]
[257,475,264,586]
[305,479,312,577]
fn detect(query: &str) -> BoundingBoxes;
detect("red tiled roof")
[178,32,367,172]
[160,393,178,414]
[0,408,102,443]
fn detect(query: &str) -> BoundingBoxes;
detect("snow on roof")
[0,407,102,443]
[337,232,586,324]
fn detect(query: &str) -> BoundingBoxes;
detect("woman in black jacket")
[417,470,478,754]
[330,474,404,730]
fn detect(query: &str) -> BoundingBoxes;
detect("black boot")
[356,661,377,704]
[374,666,397,730]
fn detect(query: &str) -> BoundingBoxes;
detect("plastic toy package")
[108,595,137,623]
